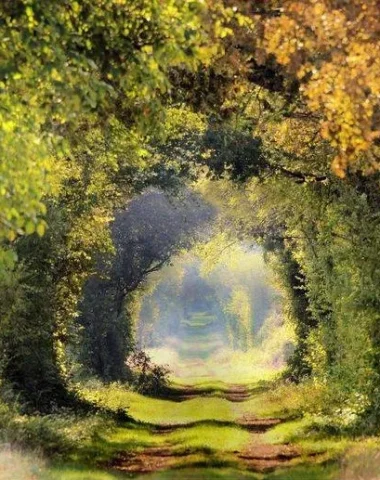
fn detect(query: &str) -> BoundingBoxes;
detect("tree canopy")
[1,0,380,440]
[259,0,380,175]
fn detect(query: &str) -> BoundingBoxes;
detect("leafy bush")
[0,383,109,458]
[126,350,170,396]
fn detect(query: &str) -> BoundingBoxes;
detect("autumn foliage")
[259,0,380,175]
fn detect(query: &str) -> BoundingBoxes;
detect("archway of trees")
[75,184,292,385]
[2,2,380,476]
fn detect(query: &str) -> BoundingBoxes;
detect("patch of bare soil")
[107,441,304,475]
[108,447,193,474]
[237,442,302,473]
[224,385,251,402]
[236,414,283,432]
[166,385,252,402]
[106,385,321,476]
[153,416,283,434]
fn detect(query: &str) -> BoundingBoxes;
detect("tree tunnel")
[135,246,294,383]
[79,187,294,384]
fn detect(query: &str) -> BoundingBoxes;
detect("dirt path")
[164,384,258,403]
[105,384,320,477]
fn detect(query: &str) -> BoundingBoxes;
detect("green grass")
[168,424,250,452]
[232,380,324,419]
[131,468,261,479]
[176,331,221,341]
[42,463,340,480]
[169,364,282,385]
[262,418,313,444]
[77,381,350,474]
[82,386,240,425]
[2,379,362,480]
[43,420,251,479]
[43,464,125,480]
[80,464,337,480]
[265,463,339,480]
[170,378,260,390]
[119,393,236,424]
[177,342,223,360]
[102,423,251,454]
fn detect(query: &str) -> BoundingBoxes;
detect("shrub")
[126,350,170,396]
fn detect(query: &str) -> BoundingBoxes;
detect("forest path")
[105,383,323,478]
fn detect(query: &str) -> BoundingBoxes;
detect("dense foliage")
[1,0,380,441]
[79,189,213,381]
[0,0,227,408]
[260,0,380,176]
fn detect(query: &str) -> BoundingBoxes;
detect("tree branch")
[251,9,282,17]
[274,166,328,184]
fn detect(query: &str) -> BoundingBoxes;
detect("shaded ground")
[104,385,324,477]
[43,380,352,480]
[164,384,256,403]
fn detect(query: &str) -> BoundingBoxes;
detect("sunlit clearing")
[135,242,295,383]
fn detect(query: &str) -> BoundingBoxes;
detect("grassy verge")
[2,379,380,479]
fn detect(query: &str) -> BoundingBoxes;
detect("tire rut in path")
[165,384,254,403]
[107,385,312,475]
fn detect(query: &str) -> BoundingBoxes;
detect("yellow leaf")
[36,223,46,237]
[7,230,16,242]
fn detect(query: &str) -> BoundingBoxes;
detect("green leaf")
[36,223,46,237]
[25,220,36,235]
